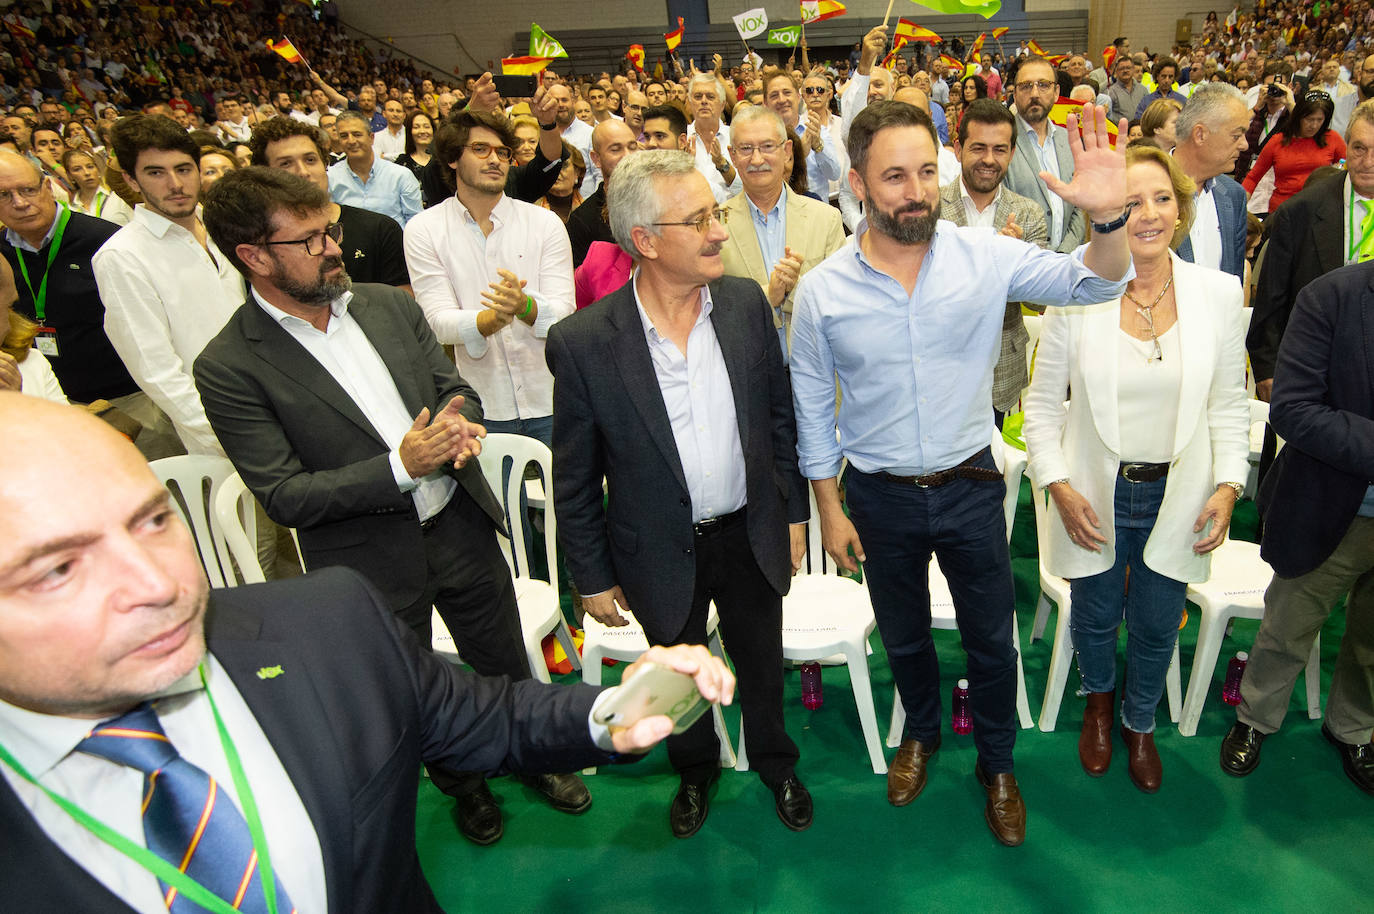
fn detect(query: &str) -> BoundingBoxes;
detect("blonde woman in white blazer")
[1024,145,1250,793]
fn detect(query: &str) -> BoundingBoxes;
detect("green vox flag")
[529,23,568,59]
[767,26,800,46]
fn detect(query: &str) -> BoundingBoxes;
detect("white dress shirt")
[215,116,252,145]
[15,348,67,403]
[253,288,456,521]
[0,657,328,914]
[1019,116,1066,249]
[958,175,1004,229]
[632,272,747,523]
[403,194,574,422]
[67,187,133,226]
[687,120,742,204]
[1189,180,1224,271]
[93,205,245,456]
[372,125,406,162]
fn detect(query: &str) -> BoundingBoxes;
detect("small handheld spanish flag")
[626,44,646,72]
[1026,38,1048,57]
[894,19,940,43]
[800,0,846,24]
[1048,97,1120,147]
[501,56,554,76]
[991,26,1009,39]
[267,37,303,64]
[665,16,685,52]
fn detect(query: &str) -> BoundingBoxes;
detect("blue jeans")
[845,450,1019,772]
[1069,475,1187,734]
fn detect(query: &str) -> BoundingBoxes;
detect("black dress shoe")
[773,775,813,831]
[1322,723,1374,795]
[670,770,719,838]
[1219,722,1267,777]
[453,782,503,846]
[516,772,593,814]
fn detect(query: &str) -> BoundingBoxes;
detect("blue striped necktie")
[76,702,296,914]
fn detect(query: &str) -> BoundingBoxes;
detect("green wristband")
[522,295,534,318]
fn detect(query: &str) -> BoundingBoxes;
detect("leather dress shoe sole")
[517,772,593,815]
[1322,723,1374,795]
[887,734,941,807]
[975,762,1026,848]
[453,785,503,846]
[1219,722,1266,777]
[773,775,814,831]
[670,770,720,839]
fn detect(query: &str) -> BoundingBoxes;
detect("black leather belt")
[878,447,1001,488]
[1119,462,1170,483]
[693,506,746,536]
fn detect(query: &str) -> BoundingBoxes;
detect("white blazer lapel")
[1169,257,1213,457]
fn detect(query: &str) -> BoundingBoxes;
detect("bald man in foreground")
[0,394,734,912]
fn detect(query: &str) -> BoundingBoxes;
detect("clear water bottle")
[1222,651,1248,706]
[952,678,973,734]
[801,662,823,710]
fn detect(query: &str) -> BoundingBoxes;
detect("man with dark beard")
[788,101,1132,848]
[193,167,591,849]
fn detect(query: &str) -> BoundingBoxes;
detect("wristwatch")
[1218,481,1244,498]
[1090,201,1138,234]
[539,121,557,131]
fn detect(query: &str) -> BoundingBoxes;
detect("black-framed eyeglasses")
[464,142,514,162]
[261,222,343,256]
[803,85,830,95]
[652,205,728,234]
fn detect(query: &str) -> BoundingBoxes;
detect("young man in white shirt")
[372,98,407,162]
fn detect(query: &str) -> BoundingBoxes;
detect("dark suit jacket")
[193,283,504,609]
[546,275,809,642]
[1248,171,1345,384]
[1177,174,1249,284]
[0,568,610,914]
[1258,262,1374,578]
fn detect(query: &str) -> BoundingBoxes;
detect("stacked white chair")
[150,455,241,588]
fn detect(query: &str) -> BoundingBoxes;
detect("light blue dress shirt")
[632,272,747,523]
[790,220,1130,478]
[1019,116,1066,250]
[746,187,789,359]
[795,121,841,199]
[327,157,422,227]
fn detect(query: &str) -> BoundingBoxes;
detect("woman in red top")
[1243,90,1345,212]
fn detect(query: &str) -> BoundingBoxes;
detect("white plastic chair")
[1244,398,1268,500]
[472,434,582,684]
[211,473,266,585]
[1177,538,1322,736]
[736,486,887,775]
[580,605,736,773]
[150,455,239,588]
[1030,482,1183,731]
[886,439,1035,746]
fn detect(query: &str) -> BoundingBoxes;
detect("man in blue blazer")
[1220,262,1374,795]
[1172,83,1252,284]
[0,394,733,912]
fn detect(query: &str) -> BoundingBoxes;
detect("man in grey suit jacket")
[1002,57,1086,254]
[548,151,813,838]
[940,99,1050,421]
[1173,82,1253,284]
[191,168,588,846]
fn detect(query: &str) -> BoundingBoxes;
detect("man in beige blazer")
[939,99,1050,421]
[720,105,845,361]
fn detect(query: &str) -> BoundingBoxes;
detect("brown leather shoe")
[1079,691,1114,777]
[974,762,1026,847]
[1122,726,1162,793]
[887,734,941,806]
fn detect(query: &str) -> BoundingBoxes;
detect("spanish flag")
[968,32,986,59]
[626,44,646,71]
[800,0,846,24]
[1102,45,1117,72]
[991,26,1009,39]
[1048,97,1120,146]
[937,53,963,71]
[894,19,940,43]
[5,20,35,40]
[1027,39,1048,57]
[665,16,685,51]
[501,56,553,76]
[266,37,303,64]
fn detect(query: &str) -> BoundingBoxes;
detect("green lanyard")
[14,203,71,323]
[0,664,283,914]
[1347,182,1367,263]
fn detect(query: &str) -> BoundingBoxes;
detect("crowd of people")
[0,0,1372,908]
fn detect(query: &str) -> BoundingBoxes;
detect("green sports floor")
[413,489,1372,913]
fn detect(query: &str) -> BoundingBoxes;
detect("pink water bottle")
[1222,652,1248,706]
[952,678,973,734]
[801,662,823,710]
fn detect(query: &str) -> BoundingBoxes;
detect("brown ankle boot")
[1122,726,1162,793]
[1079,691,1114,776]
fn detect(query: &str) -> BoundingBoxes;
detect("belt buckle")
[1121,463,1146,483]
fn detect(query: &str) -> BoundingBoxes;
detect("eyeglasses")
[732,140,783,157]
[802,86,829,95]
[652,206,728,234]
[464,142,514,162]
[1304,90,1332,101]
[0,184,44,204]
[261,222,343,256]
[1015,80,1057,94]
